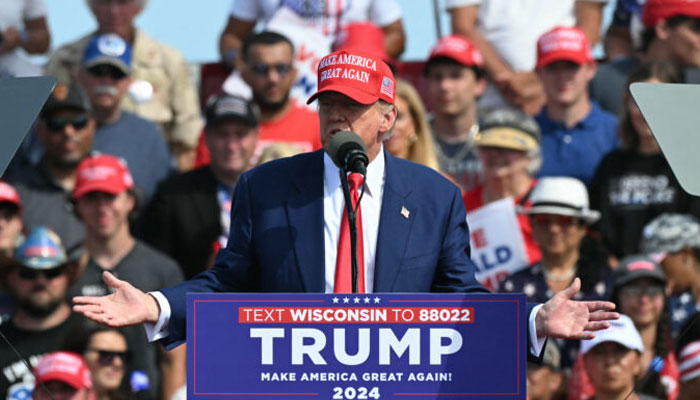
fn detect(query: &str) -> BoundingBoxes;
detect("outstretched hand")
[73,271,161,328]
[536,278,619,340]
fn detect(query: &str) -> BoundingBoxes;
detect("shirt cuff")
[529,303,546,357]
[143,291,171,342]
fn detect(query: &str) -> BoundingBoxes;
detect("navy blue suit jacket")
[159,150,540,355]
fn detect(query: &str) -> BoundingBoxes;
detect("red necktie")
[334,173,365,293]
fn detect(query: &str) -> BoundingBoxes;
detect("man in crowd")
[423,34,486,192]
[74,49,618,358]
[527,341,563,400]
[45,0,202,171]
[76,33,172,202]
[196,31,320,166]
[447,0,608,114]
[0,227,80,399]
[581,315,648,400]
[5,84,95,253]
[534,26,618,186]
[591,0,700,114]
[641,213,700,335]
[31,352,94,400]
[142,95,260,279]
[67,154,185,400]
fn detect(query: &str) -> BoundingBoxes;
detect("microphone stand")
[339,168,359,293]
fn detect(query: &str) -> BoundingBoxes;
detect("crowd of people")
[1,0,700,399]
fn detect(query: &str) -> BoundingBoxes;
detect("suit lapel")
[285,150,326,292]
[374,152,415,292]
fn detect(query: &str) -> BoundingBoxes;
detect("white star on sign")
[343,297,350,304]
[374,297,381,303]
[364,297,371,304]
[354,297,361,304]
[332,297,339,303]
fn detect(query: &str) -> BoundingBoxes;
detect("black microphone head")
[328,130,367,170]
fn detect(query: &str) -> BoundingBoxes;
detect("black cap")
[205,94,259,127]
[613,254,667,288]
[41,83,92,118]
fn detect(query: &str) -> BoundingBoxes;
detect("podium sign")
[187,293,526,399]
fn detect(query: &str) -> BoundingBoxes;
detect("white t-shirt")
[0,0,46,77]
[445,0,607,107]
[446,0,607,71]
[230,0,402,35]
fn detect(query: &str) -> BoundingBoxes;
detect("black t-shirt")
[68,241,184,400]
[0,313,78,400]
[590,149,700,257]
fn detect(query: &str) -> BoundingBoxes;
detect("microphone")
[329,130,369,175]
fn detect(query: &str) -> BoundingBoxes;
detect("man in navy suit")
[74,49,617,354]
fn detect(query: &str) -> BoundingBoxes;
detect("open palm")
[537,278,619,340]
[73,271,160,327]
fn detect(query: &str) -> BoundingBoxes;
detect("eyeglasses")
[620,285,664,298]
[17,266,66,280]
[88,349,131,366]
[87,65,127,80]
[531,214,579,228]
[250,62,292,77]
[45,116,90,132]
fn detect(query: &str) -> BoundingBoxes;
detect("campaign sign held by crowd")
[187,293,526,399]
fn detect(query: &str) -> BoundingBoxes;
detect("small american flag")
[380,76,394,98]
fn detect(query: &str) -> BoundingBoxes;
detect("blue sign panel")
[187,293,526,399]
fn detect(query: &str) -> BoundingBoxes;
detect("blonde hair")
[394,79,441,171]
[258,142,304,165]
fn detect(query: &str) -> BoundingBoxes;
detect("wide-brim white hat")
[520,177,600,225]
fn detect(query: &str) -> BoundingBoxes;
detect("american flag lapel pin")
[401,206,410,219]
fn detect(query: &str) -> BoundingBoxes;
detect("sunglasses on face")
[531,214,579,228]
[250,62,292,77]
[620,285,664,298]
[87,65,127,80]
[45,116,90,132]
[88,349,131,366]
[17,266,66,280]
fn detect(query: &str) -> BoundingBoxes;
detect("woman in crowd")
[385,79,440,171]
[500,177,611,369]
[590,61,700,260]
[463,107,543,267]
[63,319,131,400]
[569,255,679,400]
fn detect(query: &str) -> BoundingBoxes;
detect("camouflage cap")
[641,213,700,260]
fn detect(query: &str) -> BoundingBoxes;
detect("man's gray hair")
[377,100,396,141]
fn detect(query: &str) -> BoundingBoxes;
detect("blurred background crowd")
[1,0,700,399]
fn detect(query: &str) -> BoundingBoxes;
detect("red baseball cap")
[72,154,134,200]
[642,0,700,27]
[536,26,594,69]
[306,49,396,105]
[34,352,92,390]
[427,34,484,68]
[0,181,21,210]
[333,23,390,62]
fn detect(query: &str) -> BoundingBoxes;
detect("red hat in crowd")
[427,34,484,68]
[34,352,92,390]
[307,49,395,105]
[0,181,21,210]
[333,23,390,62]
[72,154,134,200]
[536,26,594,69]
[642,0,700,27]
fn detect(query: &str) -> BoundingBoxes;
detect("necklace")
[433,123,479,174]
[542,267,577,282]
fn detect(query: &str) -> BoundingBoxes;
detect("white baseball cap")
[580,314,644,355]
